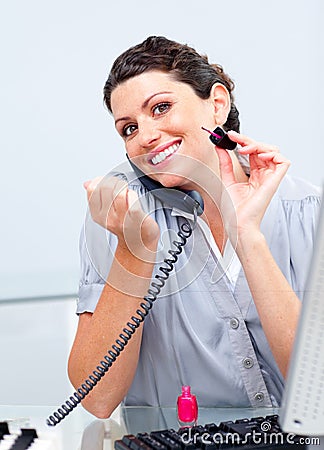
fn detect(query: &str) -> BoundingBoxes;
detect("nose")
[137,119,161,149]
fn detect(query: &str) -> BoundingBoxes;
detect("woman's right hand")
[84,176,160,258]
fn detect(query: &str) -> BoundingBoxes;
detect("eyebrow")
[114,91,172,126]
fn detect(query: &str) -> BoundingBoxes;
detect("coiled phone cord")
[46,219,193,426]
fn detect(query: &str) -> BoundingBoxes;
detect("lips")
[150,141,181,165]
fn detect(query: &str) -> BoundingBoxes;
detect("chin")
[156,173,192,190]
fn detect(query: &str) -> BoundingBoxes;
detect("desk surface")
[0,404,280,450]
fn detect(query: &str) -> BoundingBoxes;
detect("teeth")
[151,143,180,165]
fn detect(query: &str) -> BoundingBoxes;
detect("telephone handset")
[126,155,204,217]
[46,157,203,426]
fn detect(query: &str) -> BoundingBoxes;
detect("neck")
[194,153,248,253]
[183,152,248,209]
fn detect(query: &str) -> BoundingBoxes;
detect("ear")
[210,83,231,126]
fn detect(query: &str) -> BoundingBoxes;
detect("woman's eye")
[152,102,171,115]
[123,124,137,137]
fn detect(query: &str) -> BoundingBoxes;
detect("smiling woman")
[67,36,321,419]
[109,70,242,191]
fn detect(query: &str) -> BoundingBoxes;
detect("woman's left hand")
[215,130,290,244]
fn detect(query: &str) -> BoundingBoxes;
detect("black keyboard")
[0,421,56,449]
[114,414,309,450]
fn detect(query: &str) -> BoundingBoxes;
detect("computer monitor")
[280,193,324,436]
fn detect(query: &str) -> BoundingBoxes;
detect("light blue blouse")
[77,161,321,409]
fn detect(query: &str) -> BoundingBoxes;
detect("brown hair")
[103,36,240,132]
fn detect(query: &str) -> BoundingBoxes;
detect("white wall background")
[0,0,323,406]
[0,297,77,405]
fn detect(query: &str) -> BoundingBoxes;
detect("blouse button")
[254,392,264,402]
[230,318,239,329]
[243,357,254,369]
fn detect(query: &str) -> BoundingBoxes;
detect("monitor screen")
[280,193,324,436]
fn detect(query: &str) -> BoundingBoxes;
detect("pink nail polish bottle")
[177,385,198,427]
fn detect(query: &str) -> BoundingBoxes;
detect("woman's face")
[111,70,219,190]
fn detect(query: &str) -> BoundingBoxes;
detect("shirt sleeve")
[284,190,322,301]
[76,215,118,314]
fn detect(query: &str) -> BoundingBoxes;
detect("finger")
[127,189,150,228]
[85,176,104,196]
[103,177,128,216]
[238,143,280,155]
[257,152,291,172]
[257,151,289,163]
[249,152,276,172]
[97,178,128,232]
[104,183,129,236]
[86,176,126,220]
[215,147,236,187]
[228,131,280,153]
[250,151,291,180]
[86,176,104,214]
[249,151,285,169]
[227,130,255,146]
[126,188,142,215]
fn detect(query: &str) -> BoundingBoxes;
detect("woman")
[68,36,321,418]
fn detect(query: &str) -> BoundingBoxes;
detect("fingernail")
[83,180,91,189]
